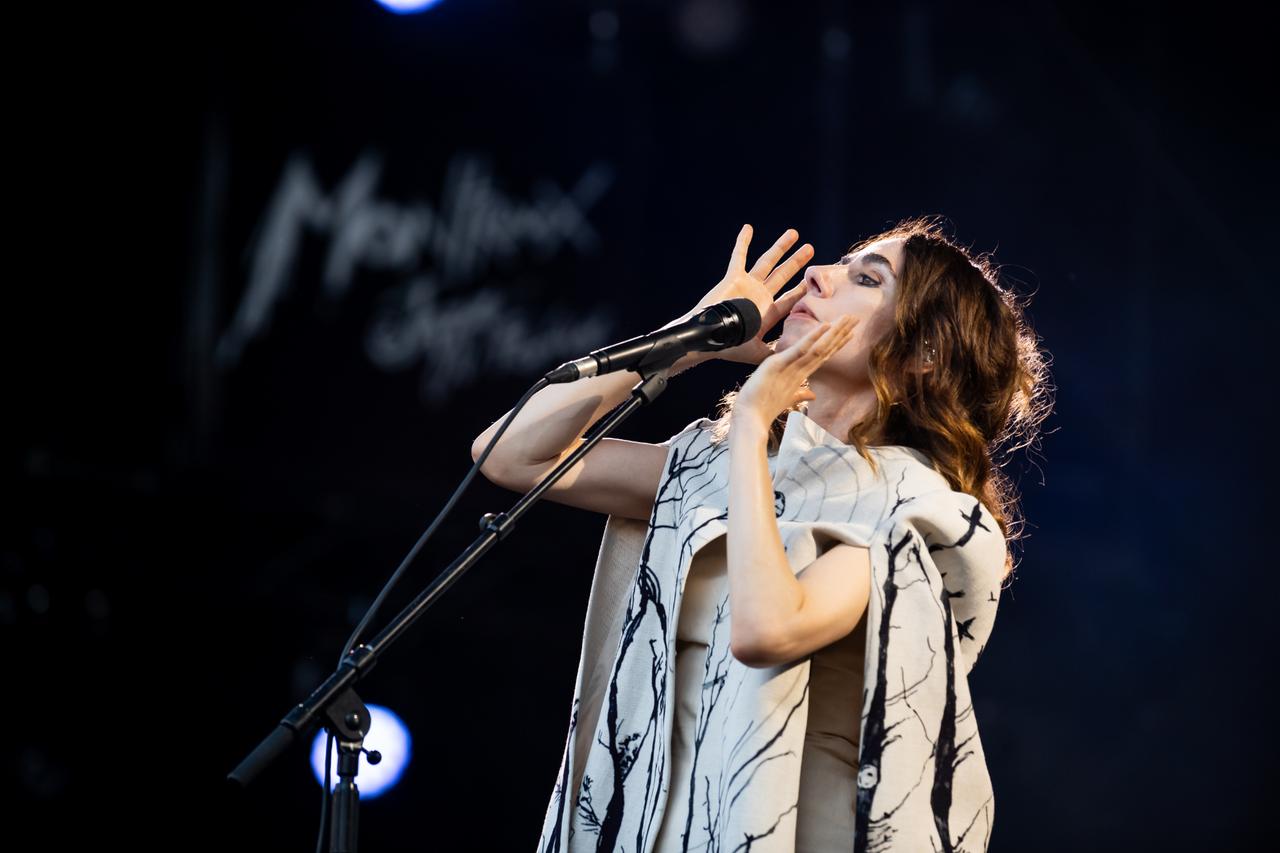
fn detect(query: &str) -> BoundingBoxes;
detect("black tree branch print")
[855,527,914,852]
[537,412,1004,852]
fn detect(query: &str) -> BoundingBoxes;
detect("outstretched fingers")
[785,317,857,369]
[763,242,815,294]
[749,228,799,280]
[813,317,857,362]
[727,224,753,274]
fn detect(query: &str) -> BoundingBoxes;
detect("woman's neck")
[804,383,882,446]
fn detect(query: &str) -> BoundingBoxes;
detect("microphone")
[544,298,761,383]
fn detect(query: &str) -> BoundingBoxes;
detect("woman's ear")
[920,338,937,373]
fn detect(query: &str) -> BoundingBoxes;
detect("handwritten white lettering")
[216,150,616,400]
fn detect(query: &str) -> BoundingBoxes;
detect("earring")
[922,338,937,365]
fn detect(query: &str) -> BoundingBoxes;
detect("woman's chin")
[777,321,807,344]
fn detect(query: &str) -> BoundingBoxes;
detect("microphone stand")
[227,351,685,852]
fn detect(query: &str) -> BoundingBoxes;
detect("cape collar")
[772,409,935,473]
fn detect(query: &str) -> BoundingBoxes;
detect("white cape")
[537,410,1008,852]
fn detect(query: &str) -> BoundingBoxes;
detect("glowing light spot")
[310,704,412,799]
[373,0,445,14]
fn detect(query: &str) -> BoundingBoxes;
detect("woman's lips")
[788,307,817,322]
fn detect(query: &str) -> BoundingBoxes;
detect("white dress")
[651,532,867,852]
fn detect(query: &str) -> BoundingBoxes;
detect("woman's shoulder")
[658,415,717,448]
[892,485,1007,574]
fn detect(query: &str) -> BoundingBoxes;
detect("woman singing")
[473,215,1051,852]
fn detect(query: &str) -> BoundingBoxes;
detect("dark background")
[11,0,1276,848]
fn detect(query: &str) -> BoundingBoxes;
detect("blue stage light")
[310,704,413,799]
[373,0,445,14]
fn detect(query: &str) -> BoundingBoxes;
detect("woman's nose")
[803,265,831,297]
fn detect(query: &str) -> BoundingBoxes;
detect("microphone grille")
[724,297,762,343]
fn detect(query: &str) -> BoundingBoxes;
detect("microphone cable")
[314,376,550,853]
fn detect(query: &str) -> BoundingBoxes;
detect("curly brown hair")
[707,214,1054,584]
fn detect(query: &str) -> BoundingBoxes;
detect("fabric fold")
[537,410,1007,852]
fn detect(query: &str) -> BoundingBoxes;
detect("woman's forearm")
[471,308,711,467]
[725,416,804,658]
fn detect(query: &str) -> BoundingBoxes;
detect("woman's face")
[778,236,906,386]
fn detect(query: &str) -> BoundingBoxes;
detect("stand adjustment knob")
[479,511,511,540]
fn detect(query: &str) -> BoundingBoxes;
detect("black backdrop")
[11,0,1277,849]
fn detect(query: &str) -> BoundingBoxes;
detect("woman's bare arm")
[722,415,871,666]
[471,307,709,469]
[470,224,815,520]
[470,309,711,520]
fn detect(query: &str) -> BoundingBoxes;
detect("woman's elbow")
[729,630,788,669]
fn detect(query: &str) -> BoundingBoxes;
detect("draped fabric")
[537,410,1008,852]
[651,532,867,853]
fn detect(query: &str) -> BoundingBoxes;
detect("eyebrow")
[841,252,897,279]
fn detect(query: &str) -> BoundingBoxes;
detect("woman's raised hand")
[733,314,858,432]
[690,224,814,365]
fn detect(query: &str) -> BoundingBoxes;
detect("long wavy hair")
[707,215,1054,583]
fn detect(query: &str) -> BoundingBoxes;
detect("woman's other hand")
[691,224,814,365]
[731,315,858,433]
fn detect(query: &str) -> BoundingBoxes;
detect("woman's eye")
[856,273,880,287]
